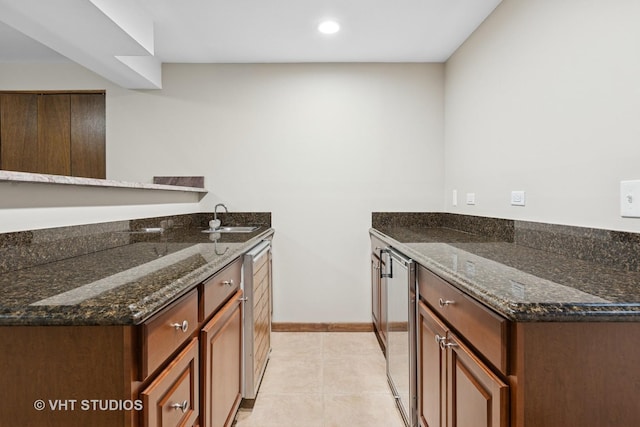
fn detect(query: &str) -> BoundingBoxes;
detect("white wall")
[107,63,445,322]
[444,0,640,232]
[0,62,445,323]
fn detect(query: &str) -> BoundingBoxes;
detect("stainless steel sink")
[201,226,259,234]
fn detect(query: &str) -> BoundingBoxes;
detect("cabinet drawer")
[142,289,199,380]
[201,258,241,321]
[418,266,509,374]
[141,337,199,427]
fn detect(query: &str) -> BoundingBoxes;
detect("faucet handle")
[209,219,221,230]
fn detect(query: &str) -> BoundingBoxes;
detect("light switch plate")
[511,190,526,206]
[621,180,640,217]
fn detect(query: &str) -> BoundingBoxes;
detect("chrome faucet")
[214,203,228,222]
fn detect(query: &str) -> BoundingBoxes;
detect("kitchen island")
[371,212,640,427]
[0,213,273,427]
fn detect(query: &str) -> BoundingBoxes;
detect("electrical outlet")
[511,191,526,206]
[466,193,475,205]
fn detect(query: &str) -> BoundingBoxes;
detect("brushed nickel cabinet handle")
[171,400,188,413]
[439,338,458,351]
[171,320,189,333]
[222,280,234,287]
[438,298,455,308]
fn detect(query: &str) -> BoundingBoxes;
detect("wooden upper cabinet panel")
[71,94,106,179]
[0,94,39,173]
[37,94,71,176]
[0,91,105,178]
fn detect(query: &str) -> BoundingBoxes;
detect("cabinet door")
[418,301,447,427]
[140,337,200,427]
[70,94,105,179]
[1,91,105,178]
[201,290,242,427]
[37,94,71,175]
[0,93,38,172]
[446,332,508,427]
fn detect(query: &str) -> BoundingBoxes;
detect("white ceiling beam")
[115,55,162,88]
[89,0,155,55]
[0,0,161,89]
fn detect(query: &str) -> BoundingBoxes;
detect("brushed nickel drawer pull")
[171,320,189,333]
[439,338,458,351]
[222,280,234,287]
[170,400,188,413]
[435,334,446,346]
[438,298,455,308]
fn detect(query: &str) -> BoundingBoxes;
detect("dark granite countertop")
[0,226,274,326]
[371,225,640,322]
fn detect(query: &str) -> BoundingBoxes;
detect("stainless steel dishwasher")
[381,247,417,427]
[241,239,272,402]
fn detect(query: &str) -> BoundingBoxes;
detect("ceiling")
[0,0,502,89]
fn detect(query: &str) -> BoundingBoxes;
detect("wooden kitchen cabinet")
[140,337,200,427]
[446,331,508,427]
[418,263,509,427]
[70,93,106,179]
[37,94,71,175]
[0,232,272,427]
[0,93,38,172]
[200,290,242,427]
[0,91,105,178]
[419,266,509,375]
[199,257,242,427]
[372,227,640,427]
[417,263,640,427]
[418,301,508,427]
[0,325,139,427]
[419,300,447,427]
[201,258,241,322]
[142,289,200,381]
[511,321,640,427]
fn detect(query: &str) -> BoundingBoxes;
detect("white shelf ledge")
[0,170,208,194]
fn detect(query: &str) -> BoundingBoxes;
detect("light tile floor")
[233,332,406,427]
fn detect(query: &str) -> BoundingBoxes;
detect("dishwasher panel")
[241,240,272,401]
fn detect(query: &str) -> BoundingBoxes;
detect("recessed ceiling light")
[318,20,340,35]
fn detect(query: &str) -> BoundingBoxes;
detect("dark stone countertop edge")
[0,228,275,327]
[370,228,640,322]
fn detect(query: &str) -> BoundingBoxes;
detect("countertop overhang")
[371,226,640,322]
[0,227,274,326]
